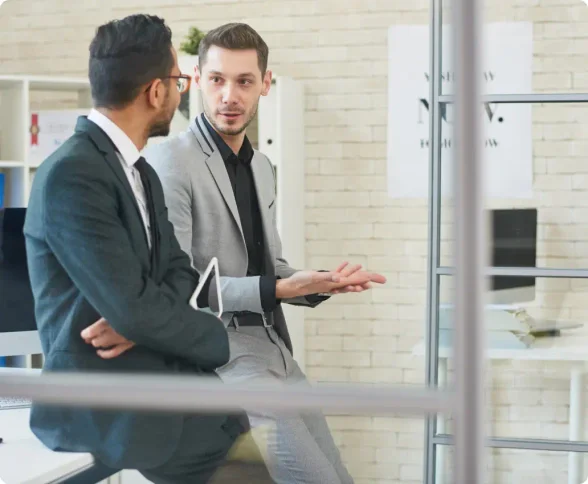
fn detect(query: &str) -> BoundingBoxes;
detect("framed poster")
[28,109,87,167]
[387,22,533,199]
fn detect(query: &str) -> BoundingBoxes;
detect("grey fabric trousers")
[217,325,354,484]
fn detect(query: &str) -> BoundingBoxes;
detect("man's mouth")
[219,112,242,120]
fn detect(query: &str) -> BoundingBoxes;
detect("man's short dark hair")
[89,14,174,109]
[198,23,269,75]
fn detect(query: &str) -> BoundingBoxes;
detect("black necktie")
[134,157,160,274]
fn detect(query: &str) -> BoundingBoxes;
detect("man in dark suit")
[22,14,250,483]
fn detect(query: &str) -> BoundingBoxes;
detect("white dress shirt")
[87,110,205,313]
[87,109,151,249]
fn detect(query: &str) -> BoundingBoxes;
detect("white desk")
[0,407,95,484]
[413,334,588,484]
[0,368,119,484]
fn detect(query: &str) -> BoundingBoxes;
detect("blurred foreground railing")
[0,370,453,415]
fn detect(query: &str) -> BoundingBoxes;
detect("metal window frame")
[440,93,588,103]
[438,266,588,278]
[434,434,588,454]
[423,0,588,482]
[423,0,444,479]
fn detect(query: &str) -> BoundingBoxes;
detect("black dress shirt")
[202,116,278,312]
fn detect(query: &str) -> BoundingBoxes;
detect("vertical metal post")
[568,365,585,484]
[453,0,486,482]
[424,0,444,482]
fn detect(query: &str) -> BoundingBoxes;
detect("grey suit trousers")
[217,325,354,484]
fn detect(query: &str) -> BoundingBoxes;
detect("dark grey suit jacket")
[23,116,238,470]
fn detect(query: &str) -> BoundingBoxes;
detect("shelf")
[0,161,25,168]
[0,75,89,91]
[0,75,94,210]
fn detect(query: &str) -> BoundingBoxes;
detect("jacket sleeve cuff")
[305,293,331,304]
[260,275,278,312]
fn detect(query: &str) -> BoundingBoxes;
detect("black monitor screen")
[491,208,537,292]
[0,208,37,333]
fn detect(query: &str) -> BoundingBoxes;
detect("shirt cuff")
[260,275,278,312]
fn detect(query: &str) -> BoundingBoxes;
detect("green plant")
[179,27,205,56]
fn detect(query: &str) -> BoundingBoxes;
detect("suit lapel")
[251,153,275,276]
[79,118,145,229]
[78,116,151,252]
[190,116,245,241]
[205,151,244,238]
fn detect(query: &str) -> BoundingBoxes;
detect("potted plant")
[179,27,205,56]
[176,27,206,124]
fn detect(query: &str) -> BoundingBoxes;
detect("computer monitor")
[0,208,42,357]
[487,208,537,306]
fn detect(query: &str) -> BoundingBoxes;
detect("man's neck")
[96,107,148,151]
[219,131,246,155]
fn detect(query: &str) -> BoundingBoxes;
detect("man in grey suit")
[86,23,386,483]
[23,15,250,484]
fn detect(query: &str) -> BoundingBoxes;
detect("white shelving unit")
[0,76,91,369]
[0,75,92,208]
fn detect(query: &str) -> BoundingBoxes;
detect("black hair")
[89,14,174,109]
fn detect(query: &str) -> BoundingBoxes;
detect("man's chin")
[149,125,171,138]
[216,120,246,136]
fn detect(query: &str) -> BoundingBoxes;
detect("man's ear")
[261,70,272,96]
[145,78,166,109]
[194,65,202,89]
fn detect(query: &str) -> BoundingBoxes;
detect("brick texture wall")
[2,0,588,482]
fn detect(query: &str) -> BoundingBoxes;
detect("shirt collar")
[201,113,253,165]
[88,108,141,167]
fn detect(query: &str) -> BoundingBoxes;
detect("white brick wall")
[4,0,588,481]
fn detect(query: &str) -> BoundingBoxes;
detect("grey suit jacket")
[145,114,323,355]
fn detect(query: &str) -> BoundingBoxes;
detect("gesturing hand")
[331,261,387,294]
[275,270,344,299]
[276,263,387,299]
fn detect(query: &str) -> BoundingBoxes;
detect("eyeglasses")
[165,74,192,94]
[145,74,192,95]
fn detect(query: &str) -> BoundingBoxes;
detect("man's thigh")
[217,327,288,382]
[139,413,246,484]
[246,351,352,484]
[247,412,343,484]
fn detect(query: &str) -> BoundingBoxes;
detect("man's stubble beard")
[204,100,259,137]
[148,91,175,138]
